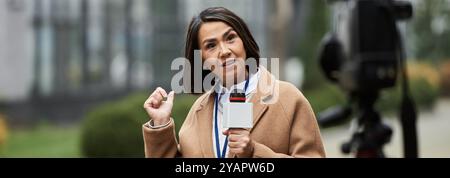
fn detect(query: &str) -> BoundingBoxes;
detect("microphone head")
[230,89,246,102]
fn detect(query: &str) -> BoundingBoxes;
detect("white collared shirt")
[212,69,260,158]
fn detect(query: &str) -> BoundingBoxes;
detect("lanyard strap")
[214,78,250,158]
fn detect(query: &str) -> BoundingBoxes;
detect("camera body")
[317,0,416,158]
[319,0,412,93]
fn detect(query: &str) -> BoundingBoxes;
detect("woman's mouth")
[222,59,236,69]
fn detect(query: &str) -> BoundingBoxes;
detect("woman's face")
[198,21,247,87]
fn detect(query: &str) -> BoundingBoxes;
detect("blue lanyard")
[214,78,250,158]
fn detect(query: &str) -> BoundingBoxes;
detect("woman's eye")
[227,35,236,41]
[206,43,215,49]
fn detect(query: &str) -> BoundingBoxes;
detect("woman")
[142,7,325,158]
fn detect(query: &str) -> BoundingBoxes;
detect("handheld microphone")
[222,89,253,129]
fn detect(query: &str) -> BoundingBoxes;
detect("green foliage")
[409,77,440,109]
[80,92,198,157]
[303,83,346,115]
[377,75,440,113]
[411,0,450,61]
[298,0,330,89]
[80,97,146,157]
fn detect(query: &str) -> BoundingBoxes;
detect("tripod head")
[341,91,392,158]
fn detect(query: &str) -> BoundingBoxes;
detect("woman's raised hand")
[143,87,175,126]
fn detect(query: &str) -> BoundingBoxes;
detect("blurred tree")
[298,0,330,90]
[412,0,450,62]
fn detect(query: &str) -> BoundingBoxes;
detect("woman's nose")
[218,43,232,59]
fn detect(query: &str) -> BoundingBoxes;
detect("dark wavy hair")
[184,7,260,93]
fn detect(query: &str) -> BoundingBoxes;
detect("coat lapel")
[249,66,275,132]
[194,91,216,157]
[248,88,267,132]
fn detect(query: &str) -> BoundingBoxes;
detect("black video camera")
[319,0,412,93]
[317,0,418,158]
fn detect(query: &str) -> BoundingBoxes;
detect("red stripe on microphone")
[229,97,246,102]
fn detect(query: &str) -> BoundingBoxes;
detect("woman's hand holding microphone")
[223,129,254,158]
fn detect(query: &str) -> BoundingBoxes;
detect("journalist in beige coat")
[142,7,325,158]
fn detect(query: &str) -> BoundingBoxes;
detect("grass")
[0,123,81,158]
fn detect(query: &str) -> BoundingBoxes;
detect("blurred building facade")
[0,0,308,125]
[0,0,34,102]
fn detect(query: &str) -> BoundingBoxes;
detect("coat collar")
[193,66,277,157]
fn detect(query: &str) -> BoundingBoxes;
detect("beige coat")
[142,67,326,158]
